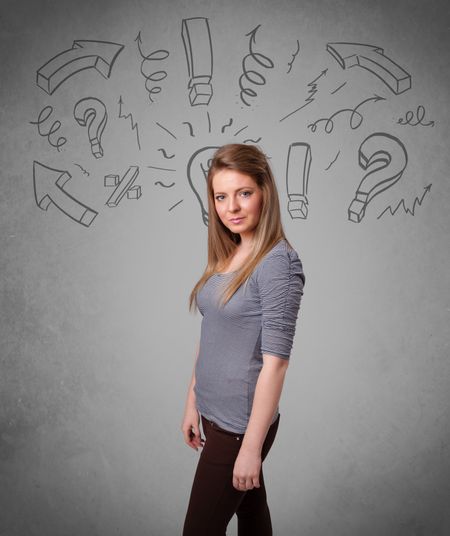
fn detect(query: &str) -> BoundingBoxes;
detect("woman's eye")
[215,195,224,201]
[241,191,251,197]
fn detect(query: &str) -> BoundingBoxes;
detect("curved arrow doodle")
[36,40,124,95]
[33,161,98,227]
[348,132,408,223]
[327,42,411,95]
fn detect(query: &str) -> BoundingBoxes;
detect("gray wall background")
[1,0,449,534]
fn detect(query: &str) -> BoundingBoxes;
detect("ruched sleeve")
[255,248,305,359]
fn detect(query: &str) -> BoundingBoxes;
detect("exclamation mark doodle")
[181,17,213,106]
[286,143,311,219]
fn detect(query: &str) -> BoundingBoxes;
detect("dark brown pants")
[182,414,280,536]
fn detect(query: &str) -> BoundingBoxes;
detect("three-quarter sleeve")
[256,249,305,359]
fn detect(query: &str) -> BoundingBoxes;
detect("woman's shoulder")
[254,239,304,279]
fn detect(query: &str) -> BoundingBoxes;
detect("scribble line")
[397,105,434,127]
[29,106,67,151]
[330,81,347,95]
[287,40,300,74]
[234,125,248,136]
[377,184,432,219]
[156,122,177,139]
[182,121,195,137]
[73,163,90,176]
[207,111,211,133]
[155,180,175,188]
[243,137,262,144]
[169,199,183,211]
[118,96,141,150]
[221,118,233,133]
[158,148,175,159]
[325,151,340,170]
[147,165,176,172]
[279,69,328,122]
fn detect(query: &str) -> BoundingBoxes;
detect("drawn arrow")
[33,161,98,227]
[36,40,124,95]
[326,42,411,94]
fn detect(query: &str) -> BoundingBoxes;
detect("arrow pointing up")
[33,161,98,227]
[36,40,124,95]
[327,42,411,94]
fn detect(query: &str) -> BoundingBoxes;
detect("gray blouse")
[194,239,305,433]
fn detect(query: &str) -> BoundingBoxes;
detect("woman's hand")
[232,448,262,491]
[181,406,204,451]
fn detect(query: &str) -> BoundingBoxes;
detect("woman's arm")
[181,341,204,451]
[232,353,289,491]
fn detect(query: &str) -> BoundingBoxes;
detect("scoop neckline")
[215,270,237,276]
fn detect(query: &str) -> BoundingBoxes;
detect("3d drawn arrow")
[33,161,98,227]
[36,40,124,95]
[326,42,411,94]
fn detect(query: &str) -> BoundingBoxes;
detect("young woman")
[181,144,305,535]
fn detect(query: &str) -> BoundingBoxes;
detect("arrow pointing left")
[36,40,124,95]
[33,161,98,227]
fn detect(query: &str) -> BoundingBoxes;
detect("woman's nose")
[227,196,240,212]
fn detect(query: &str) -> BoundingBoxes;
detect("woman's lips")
[229,217,244,224]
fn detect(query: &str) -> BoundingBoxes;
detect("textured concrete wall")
[1,0,449,534]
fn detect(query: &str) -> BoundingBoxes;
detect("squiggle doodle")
[377,184,432,219]
[135,32,169,103]
[29,106,67,151]
[279,69,327,123]
[287,40,300,74]
[155,180,175,188]
[325,151,340,171]
[397,105,434,127]
[239,25,274,107]
[158,148,175,159]
[118,96,141,150]
[243,137,262,144]
[221,118,233,133]
[73,163,89,176]
[308,95,385,133]
[183,121,195,137]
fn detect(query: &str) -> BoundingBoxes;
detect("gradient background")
[1,0,449,534]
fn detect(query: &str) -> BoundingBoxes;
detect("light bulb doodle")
[348,132,408,223]
[286,143,311,220]
[327,42,411,95]
[73,97,108,158]
[104,166,141,207]
[187,146,219,225]
[33,161,98,227]
[182,17,214,106]
[36,40,124,95]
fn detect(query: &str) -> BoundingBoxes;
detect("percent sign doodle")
[286,143,311,219]
[73,98,107,158]
[182,17,213,106]
[348,132,407,223]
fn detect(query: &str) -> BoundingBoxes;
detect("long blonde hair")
[189,143,291,310]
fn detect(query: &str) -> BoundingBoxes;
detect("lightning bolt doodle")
[279,69,328,122]
[377,184,432,219]
[118,96,141,150]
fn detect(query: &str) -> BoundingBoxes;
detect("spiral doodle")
[238,25,274,107]
[29,105,67,151]
[397,105,434,127]
[135,32,169,103]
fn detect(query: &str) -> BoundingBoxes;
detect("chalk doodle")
[169,199,183,211]
[280,69,328,123]
[73,163,90,176]
[221,118,233,133]
[147,165,176,172]
[234,125,248,136]
[397,105,434,127]
[287,40,300,74]
[118,96,141,150]
[156,121,177,139]
[377,184,432,219]
[183,121,195,137]
[286,143,311,220]
[349,132,408,223]
[104,166,141,207]
[238,24,274,107]
[135,32,169,103]
[187,146,220,225]
[73,98,107,158]
[182,17,214,106]
[330,81,347,95]
[29,106,67,151]
[158,148,175,159]
[327,42,411,95]
[33,161,98,227]
[243,137,262,144]
[324,151,340,171]
[155,180,175,188]
[36,40,124,95]
[308,95,385,133]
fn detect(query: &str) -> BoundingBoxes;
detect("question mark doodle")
[73,97,108,158]
[286,143,311,219]
[349,132,407,223]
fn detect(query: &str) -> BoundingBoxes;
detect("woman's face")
[212,169,263,241]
